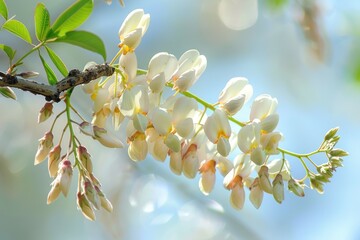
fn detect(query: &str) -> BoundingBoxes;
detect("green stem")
[166,82,246,127]
[109,49,123,65]
[12,42,45,71]
[65,90,80,167]
[277,147,319,158]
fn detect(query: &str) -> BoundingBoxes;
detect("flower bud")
[288,178,305,197]
[324,127,339,141]
[329,149,348,157]
[34,131,54,165]
[58,160,73,197]
[17,71,39,79]
[38,102,53,123]
[329,156,343,168]
[249,178,263,209]
[83,178,100,210]
[0,87,17,100]
[77,146,93,173]
[47,181,61,204]
[77,192,95,221]
[95,186,113,212]
[272,174,284,204]
[258,166,272,194]
[48,145,61,177]
[309,175,324,194]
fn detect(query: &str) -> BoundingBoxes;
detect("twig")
[0,64,115,102]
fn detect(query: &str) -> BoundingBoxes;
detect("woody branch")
[0,64,115,102]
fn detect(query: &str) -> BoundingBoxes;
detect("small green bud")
[330,156,343,168]
[329,149,348,157]
[324,127,339,141]
[288,178,305,197]
[309,175,324,194]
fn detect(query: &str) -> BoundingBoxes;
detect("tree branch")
[0,64,115,102]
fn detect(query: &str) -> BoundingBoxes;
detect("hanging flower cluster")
[34,9,347,220]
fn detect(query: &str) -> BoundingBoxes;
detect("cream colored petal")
[169,151,183,175]
[217,136,231,157]
[175,118,194,139]
[199,171,216,195]
[230,185,245,210]
[128,138,148,161]
[119,52,138,81]
[151,108,172,135]
[164,134,180,152]
[118,9,145,37]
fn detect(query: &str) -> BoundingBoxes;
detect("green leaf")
[34,3,50,41]
[2,19,32,44]
[0,0,8,20]
[0,43,15,60]
[0,87,16,100]
[56,30,106,61]
[45,46,68,77]
[51,0,93,36]
[39,53,57,85]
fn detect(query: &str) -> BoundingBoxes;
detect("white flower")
[118,9,150,54]
[261,132,282,154]
[149,107,172,135]
[218,77,253,115]
[171,49,207,92]
[119,86,149,117]
[237,121,261,154]
[171,96,198,138]
[223,154,255,210]
[204,109,231,156]
[147,52,178,93]
[250,94,278,122]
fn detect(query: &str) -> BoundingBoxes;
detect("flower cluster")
[34,8,347,220]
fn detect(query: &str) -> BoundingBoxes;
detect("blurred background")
[1,0,360,239]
